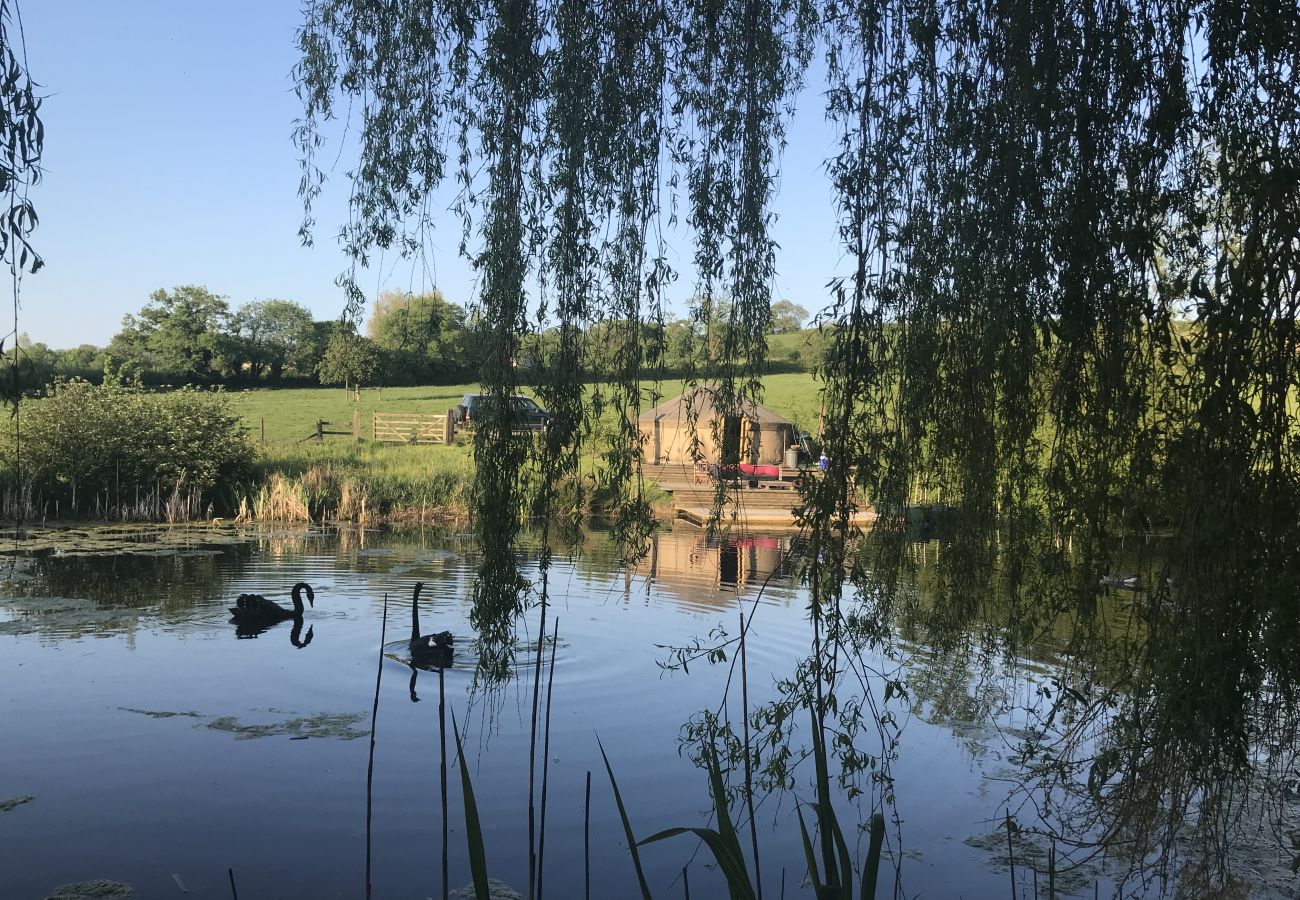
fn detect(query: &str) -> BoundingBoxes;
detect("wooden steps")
[644,462,875,529]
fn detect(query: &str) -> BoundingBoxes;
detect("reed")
[640,738,757,900]
[527,584,550,900]
[739,608,761,900]
[440,665,449,900]
[453,714,491,900]
[584,770,592,900]
[599,737,654,900]
[0,477,216,523]
[337,476,374,524]
[537,617,559,899]
[365,592,389,900]
[239,461,469,524]
[1006,813,1017,899]
[596,693,887,900]
[251,472,311,523]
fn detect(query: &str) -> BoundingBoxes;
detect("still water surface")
[0,524,1167,898]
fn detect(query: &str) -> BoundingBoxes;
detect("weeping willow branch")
[296,1,1300,889]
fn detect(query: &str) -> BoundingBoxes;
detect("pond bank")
[1,464,682,529]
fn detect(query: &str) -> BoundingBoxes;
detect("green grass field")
[233,382,475,451]
[229,384,478,518]
[230,374,823,519]
[234,373,824,458]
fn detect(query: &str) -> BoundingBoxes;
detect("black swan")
[229,582,315,623]
[409,581,454,666]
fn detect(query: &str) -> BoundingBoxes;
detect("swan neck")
[410,582,425,643]
[290,582,313,614]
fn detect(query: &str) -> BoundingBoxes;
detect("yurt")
[637,388,796,466]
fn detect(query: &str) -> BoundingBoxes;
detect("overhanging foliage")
[295,1,1299,889]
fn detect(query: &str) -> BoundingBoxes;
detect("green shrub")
[11,378,255,514]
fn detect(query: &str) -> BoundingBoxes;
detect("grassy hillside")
[766,328,827,367]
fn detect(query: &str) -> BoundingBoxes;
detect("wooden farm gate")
[373,410,456,445]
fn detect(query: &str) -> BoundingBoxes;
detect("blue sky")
[17,1,847,349]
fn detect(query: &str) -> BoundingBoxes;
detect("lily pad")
[0,794,34,812]
[0,596,144,637]
[451,880,522,900]
[0,524,250,558]
[118,707,202,720]
[122,707,368,741]
[207,711,369,741]
[44,880,134,899]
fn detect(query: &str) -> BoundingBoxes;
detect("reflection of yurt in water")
[638,388,796,466]
[642,530,787,609]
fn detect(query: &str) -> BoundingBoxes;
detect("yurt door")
[721,416,742,464]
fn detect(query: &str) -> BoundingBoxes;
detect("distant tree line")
[18,286,818,391]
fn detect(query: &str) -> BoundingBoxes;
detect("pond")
[0,524,1291,898]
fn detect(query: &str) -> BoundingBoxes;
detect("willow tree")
[296,0,1298,892]
[0,0,44,529]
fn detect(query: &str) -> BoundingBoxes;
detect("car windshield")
[463,395,544,415]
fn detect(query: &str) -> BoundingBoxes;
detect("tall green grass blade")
[639,827,755,900]
[801,697,868,900]
[790,806,842,900]
[795,806,827,899]
[808,708,839,889]
[635,739,756,900]
[703,740,757,900]
[452,714,491,900]
[861,813,885,900]
[830,808,853,899]
[598,737,654,900]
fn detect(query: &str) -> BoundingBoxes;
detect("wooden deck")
[643,463,876,530]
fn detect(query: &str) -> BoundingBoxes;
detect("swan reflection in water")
[233,615,315,649]
[406,581,453,702]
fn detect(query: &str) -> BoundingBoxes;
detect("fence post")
[353,407,362,443]
[445,409,456,445]
[260,417,265,443]
[315,419,324,442]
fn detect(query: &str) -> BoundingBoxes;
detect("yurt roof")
[637,389,793,425]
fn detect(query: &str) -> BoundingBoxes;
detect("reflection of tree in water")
[0,547,252,641]
[29,543,249,608]
[901,641,1014,752]
[860,510,1300,895]
[653,503,1300,894]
